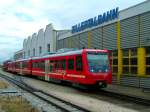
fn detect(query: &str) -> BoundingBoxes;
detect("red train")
[4,49,112,88]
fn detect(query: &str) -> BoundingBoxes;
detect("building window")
[39,46,42,54]
[33,48,35,56]
[24,52,25,58]
[47,44,50,52]
[28,50,30,56]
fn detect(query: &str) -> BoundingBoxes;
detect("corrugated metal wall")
[120,75,139,87]
[120,76,150,89]
[71,35,80,49]
[91,28,103,49]
[140,11,150,46]
[79,32,88,49]
[120,16,139,48]
[103,23,117,50]
[57,39,64,50]
[140,78,150,89]
[56,11,150,89]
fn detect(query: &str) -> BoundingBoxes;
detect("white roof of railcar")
[15,58,32,62]
[32,49,83,60]
[14,49,108,61]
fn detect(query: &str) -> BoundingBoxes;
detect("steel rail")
[0,73,90,112]
[98,89,150,106]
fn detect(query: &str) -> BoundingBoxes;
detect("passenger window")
[50,61,54,72]
[41,61,45,70]
[61,60,66,70]
[68,59,74,70]
[56,60,61,70]
[56,60,60,70]
[76,56,83,71]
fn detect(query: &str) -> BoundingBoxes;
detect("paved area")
[105,84,150,99]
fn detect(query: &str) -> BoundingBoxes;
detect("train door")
[45,60,49,81]
[66,56,76,81]
[20,62,23,75]
[75,55,83,79]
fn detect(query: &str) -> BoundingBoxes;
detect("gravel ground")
[23,77,150,112]
[0,77,62,112]
[1,69,150,112]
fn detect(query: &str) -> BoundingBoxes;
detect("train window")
[50,61,54,72]
[23,62,28,68]
[35,62,38,68]
[15,63,20,68]
[33,62,37,68]
[40,61,45,70]
[32,63,34,68]
[68,59,74,70]
[56,60,60,70]
[61,60,66,70]
[76,56,83,71]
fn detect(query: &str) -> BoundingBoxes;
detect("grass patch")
[0,96,39,112]
[0,80,9,89]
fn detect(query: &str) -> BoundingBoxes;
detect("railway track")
[1,71,150,110]
[0,73,90,112]
[99,89,150,106]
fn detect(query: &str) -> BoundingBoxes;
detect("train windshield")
[87,52,109,73]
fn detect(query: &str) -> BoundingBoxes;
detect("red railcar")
[31,49,112,87]
[2,60,11,71]
[8,61,16,72]
[6,49,112,87]
[14,59,32,75]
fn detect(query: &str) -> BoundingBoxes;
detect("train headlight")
[90,69,94,72]
[105,69,108,72]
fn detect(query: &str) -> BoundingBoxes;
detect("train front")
[84,50,112,88]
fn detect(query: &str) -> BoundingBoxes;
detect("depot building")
[57,0,150,88]
[22,0,150,88]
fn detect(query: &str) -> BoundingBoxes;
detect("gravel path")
[23,77,150,112]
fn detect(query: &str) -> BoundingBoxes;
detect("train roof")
[32,49,83,60]
[15,58,32,62]
[13,49,108,61]
[32,49,108,60]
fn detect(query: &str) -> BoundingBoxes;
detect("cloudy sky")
[0,0,146,63]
